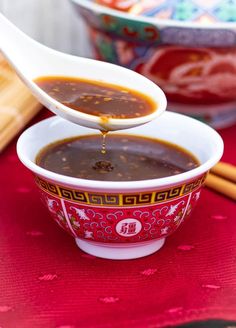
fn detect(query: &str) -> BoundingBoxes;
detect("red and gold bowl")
[71,0,236,128]
[17,112,223,259]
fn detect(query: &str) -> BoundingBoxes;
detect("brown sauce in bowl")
[36,134,199,181]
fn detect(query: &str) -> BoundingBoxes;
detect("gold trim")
[35,174,206,207]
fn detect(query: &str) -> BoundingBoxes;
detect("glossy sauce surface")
[35,76,156,119]
[36,135,199,181]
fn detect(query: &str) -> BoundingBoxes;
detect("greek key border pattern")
[35,174,207,206]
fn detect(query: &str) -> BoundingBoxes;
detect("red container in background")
[71,0,236,128]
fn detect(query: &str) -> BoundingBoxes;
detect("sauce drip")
[101,131,108,155]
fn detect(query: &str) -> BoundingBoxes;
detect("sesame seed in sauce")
[35,76,156,119]
[119,155,127,163]
[36,134,199,182]
[187,162,195,167]
[174,170,181,174]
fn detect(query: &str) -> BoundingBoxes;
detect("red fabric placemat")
[0,110,236,328]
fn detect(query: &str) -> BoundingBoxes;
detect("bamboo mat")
[0,54,42,152]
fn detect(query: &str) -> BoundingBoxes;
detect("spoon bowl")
[0,13,167,130]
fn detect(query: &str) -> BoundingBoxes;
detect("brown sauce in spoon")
[35,76,157,119]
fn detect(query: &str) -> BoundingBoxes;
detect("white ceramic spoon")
[0,13,167,131]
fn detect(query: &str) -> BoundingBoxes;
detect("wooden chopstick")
[0,55,42,152]
[0,102,41,152]
[210,162,236,183]
[205,162,236,201]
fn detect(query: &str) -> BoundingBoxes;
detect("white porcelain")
[71,0,236,29]
[17,112,223,191]
[17,112,223,260]
[0,13,167,131]
[75,238,165,260]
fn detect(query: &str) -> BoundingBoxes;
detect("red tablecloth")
[0,111,236,328]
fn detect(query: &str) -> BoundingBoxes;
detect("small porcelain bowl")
[17,112,223,260]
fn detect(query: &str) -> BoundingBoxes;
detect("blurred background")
[1,0,236,136]
[0,0,90,56]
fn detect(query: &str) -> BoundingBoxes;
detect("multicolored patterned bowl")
[71,0,236,128]
[17,112,223,260]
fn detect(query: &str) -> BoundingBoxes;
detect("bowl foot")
[75,238,165,260]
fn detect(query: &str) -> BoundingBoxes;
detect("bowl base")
[75,238,165,260]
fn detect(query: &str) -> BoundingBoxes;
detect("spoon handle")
[0,13,46,78]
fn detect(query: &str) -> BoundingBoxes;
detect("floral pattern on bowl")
[72,0,236,127]
[96,0,236,23]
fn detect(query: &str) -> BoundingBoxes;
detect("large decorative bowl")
[71,0,236,128]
